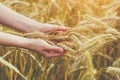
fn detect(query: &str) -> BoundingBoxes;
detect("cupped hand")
[28,39,64,58]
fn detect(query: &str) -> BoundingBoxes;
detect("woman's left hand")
[37,23,69,33]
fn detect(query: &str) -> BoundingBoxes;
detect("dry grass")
[0,0,120,80]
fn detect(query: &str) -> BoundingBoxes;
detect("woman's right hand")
[0,32,64,58]
[26,39,64,58]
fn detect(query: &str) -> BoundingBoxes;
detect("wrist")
[0,32,32,49]
[20,38,32,49]
[13,18,39,32]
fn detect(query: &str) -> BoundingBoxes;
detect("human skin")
[0,3,69,58]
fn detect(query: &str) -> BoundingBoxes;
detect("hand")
[27,39,64,58]
[38,23,69,33]
[0,32,64,58]
[25,22,69,33]
[0,3,69,33]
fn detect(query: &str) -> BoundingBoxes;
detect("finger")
[40,51,63,58]
[46,46,64,53]
[47,52,64,57]
[39,51,50,58]
[53,31,63,34]
[55,27,70,31]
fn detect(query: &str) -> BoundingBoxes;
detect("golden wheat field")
[0,0,120,80]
